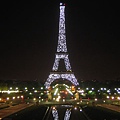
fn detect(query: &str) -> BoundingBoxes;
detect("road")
[46,105,89,120]
[47,104,120,120]
[1,103,120,120]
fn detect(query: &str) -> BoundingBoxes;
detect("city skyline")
[0,1,120,82]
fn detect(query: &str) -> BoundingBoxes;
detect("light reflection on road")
[52,106,72,120]
[64,109,71,120]
[52,107,59,120]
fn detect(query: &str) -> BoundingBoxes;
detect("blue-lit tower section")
[44,3,79,89]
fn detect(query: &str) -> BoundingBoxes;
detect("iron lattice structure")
[44,3,79,89]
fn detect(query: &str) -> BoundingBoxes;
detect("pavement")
[97,104,120,112]
[0,103,33,119]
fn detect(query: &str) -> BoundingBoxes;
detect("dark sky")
[0,0,120,83]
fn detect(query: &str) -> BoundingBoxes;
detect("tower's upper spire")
[60,3,65,6]
[60,3,63,6]
[57,3,67,53]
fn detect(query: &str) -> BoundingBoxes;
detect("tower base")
[45,72,79,89]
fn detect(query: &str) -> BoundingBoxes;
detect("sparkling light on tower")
[44,3,79,89]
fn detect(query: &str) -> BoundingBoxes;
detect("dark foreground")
[2,105,47,120]
[2,104,120,120]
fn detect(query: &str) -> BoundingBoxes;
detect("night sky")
[0,1,120,83]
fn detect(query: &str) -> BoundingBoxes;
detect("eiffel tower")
[44,3,79,89]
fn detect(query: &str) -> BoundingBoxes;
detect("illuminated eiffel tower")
[44,3,79,89]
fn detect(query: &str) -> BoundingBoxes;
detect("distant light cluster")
[52,54,71,71]
[44,73,79,89]
[57,5,67,52]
